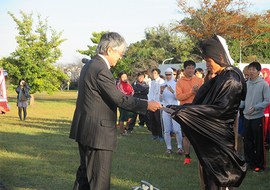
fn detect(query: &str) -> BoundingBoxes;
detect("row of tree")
[77,0,270,81]
[174,0,270,64]
[1,0,270,96]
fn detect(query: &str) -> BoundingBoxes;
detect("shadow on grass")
[2,116,72,131]
[1,120,269,189]
[0,117,78,190]
[7,93,76,105]
[111,128,201,190]
[1,118,154,190]
[33,98,76,105]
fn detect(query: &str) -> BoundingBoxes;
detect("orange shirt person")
[176,62,203,106]
[176,60,203,165]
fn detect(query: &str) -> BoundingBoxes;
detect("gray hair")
[96,32,126,55]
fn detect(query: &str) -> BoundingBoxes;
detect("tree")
[240,31,270,63]
[77,31,136,80]
[173,0,250,40]
[173,0,270,63]
[77,31,109,58]
[77,26,196,83]
[121,24,198,82]
[2,11,68,102]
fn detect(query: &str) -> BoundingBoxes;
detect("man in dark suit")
[70,32,161,190]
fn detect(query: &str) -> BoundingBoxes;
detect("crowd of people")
[69,32,270,190]
[115,53,270,176]
[2,30,269,190]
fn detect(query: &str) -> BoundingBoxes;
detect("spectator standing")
[204,70,217,82]
[195,68,205,79]
[160,74,165,81]
[176,60,203,164]
[16,78,31,120]
[237,66,249,155]
[261,68,270,148]
[171,67,178,81]
[144,70,151,89]
[240,62,269,173]
[170,67,178,136]
[137,70,152,128]
[148,68,164,141]
[117,71,134,136]
[160,68,183,154]
[176,69,184,81]
[129,72,151,131]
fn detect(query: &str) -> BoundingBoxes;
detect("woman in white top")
[160,68,183,154]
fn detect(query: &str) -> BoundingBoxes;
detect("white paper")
[159,107,175,114]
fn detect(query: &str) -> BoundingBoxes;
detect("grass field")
[0,91,269,190]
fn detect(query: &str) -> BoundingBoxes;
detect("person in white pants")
[160,68,183,154]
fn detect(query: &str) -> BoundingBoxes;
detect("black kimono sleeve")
[171,67,247,187]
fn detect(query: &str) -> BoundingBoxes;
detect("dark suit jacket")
[70,55,147,151]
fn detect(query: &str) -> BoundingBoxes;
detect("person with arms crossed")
[176,60,203,164]
[69,32,161,190]
[129,71,151,132]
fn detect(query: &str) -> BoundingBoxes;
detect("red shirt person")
[261,68,270,144]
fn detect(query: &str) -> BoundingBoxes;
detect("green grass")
[0,91,269,190]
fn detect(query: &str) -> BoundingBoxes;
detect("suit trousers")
[149,109,163,137]
[73,143,113,190]
[244,117,265,170]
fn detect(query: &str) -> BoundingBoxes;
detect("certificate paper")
[159,107,175,114]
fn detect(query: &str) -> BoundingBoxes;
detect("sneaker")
[149,136,158,140]
[253,168,265,174]
[183,157,191,164]
[177,148,183,155]
[120,132,130,136]
[170,133,175,137]
[159,137,164,141]
[166,149,173,154]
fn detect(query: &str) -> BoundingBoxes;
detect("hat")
[200,35,234,67]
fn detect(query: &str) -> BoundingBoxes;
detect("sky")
[0,0,269,65]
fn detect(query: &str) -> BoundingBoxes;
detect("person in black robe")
[168,35,247,189]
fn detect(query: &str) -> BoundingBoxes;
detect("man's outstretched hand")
[148,101,162,112]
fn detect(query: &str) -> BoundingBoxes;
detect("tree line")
[78,0,270,81]
[1,0,269,95]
